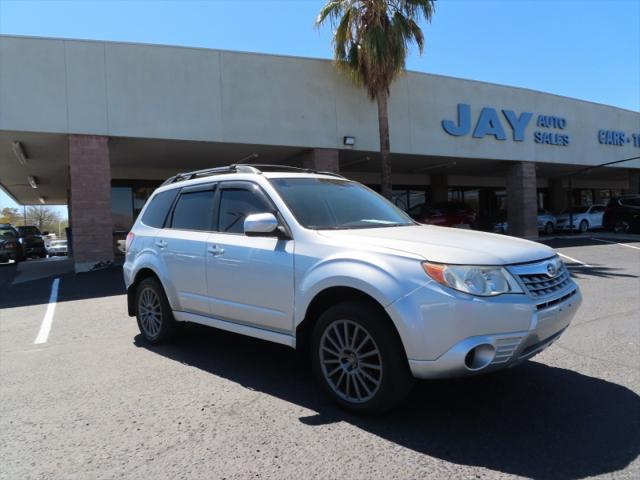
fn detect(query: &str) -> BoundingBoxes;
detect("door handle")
[155,240,168,249]
[207,245,224,256]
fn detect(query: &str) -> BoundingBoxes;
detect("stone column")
[68,135,114,272]
[301,148,340,173]
[506,161,538,239]
[430,174,448,203]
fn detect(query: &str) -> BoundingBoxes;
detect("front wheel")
[311,301,414,415]
[579,220,589,233]
[135,277,177,344]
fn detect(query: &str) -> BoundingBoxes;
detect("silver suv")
[124,164,582,413]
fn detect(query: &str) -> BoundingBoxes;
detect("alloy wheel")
[138,287,163,337]
[319,320,383,404]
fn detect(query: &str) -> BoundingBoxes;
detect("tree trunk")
[376,90,393,200]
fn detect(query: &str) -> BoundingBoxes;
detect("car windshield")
[0,226,19,239]
[270,178,414,230]
[563,207,588,214]
[17,226,40,235]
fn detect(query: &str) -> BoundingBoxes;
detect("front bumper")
[386,280,582,379]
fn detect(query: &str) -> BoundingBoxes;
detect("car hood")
[317,225,555,265]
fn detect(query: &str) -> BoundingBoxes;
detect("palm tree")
[317,0,435,199]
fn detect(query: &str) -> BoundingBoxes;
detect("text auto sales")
[442,103,570,146]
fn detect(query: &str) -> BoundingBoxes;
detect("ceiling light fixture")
[12,141,28,166]
[343,136,356,147]
[27,176,38,189]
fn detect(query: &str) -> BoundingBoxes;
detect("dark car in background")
[409,201,476,228]
[0,224,25,263]
[16,226,48,258]
[603,195,640,233]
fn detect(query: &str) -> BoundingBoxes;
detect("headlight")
[423,262,523,296]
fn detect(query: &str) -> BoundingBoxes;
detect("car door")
[206,181,294,333]
[589,205,605,228]
[155,183,216,316]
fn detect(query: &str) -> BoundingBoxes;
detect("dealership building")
[1,35,639,272]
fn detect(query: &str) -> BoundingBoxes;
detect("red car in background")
[409,201,477,228]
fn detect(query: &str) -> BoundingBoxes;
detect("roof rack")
[161,162,345,186]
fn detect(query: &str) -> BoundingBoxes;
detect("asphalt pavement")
[1,237,639,480]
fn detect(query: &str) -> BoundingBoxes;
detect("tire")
[39,253,47,259]
[135,277,177,344]
[579,220,589,233]
[613,218,631,234]
[311,301,414,415]
[544,222,554,235]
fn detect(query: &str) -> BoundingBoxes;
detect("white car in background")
[493,209,557,235]
[555,205,606,232]
[47,239,68,256]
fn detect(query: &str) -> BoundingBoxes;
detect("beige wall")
[1,35,639,169]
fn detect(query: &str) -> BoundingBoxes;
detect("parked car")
[16,226,48,258]
[555,205,606,232]
[409,201,476,228]
[602,195,640,233]
[47,239,68,256]
[493,209,557,235]
[124,165,581,414]
[0,224,24,263]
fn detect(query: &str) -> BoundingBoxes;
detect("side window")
[171,190,215,231]
[219,188,271,234]
[141,189,179,228]
[591,206,604,213]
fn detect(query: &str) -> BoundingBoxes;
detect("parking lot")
[1,236,638,480]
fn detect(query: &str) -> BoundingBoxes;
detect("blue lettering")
[473,107,507,140]
[503,110,532,141]
[442,104,471,136]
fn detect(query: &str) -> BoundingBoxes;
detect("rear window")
[141,189,179,228]
[17,226,40,235]
[0,226,19,239]
[170,190,215,231]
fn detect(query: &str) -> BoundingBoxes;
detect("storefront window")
[392,189,426,212]
[111,187,133,231]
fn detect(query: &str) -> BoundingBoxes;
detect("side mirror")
[244,213,279,236]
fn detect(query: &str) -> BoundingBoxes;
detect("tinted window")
[621,198,640,207]
[171,190,215,231]
[17,226,40,235]
[141,189,179,228]
[219,189,271,234]
[590,206,605,213]
[0,226,19,239]
[270,178,413,230]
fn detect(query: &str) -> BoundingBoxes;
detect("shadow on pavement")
[0,265,125,309]
[565,264,638,280]
[135,324,640,480]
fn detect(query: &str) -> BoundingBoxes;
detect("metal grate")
[491,337,523,365]
[517,263,572,299]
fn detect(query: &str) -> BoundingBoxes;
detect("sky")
[1,0,639,217]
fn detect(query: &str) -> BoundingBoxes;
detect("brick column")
[430,174,448,203]
[506,161,538,239]
[301,148,340,172]
[69,135,114,272]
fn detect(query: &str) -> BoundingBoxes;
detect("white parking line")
[591,237,640,251]
[558,253,592,268]
[34,278,60,345]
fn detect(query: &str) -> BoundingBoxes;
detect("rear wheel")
[544,222,554,235]
[135,277,177,344]
[311,301,413,415]
[613,218,631,233]
[579,220,589,233]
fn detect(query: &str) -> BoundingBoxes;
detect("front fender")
[127,249,179,311]
[295,252,428,328]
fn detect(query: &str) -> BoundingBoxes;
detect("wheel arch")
[127,267,164,317]
[295,286,407,361]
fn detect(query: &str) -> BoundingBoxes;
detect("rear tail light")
[4,242,18,248]
[125,232,135,251]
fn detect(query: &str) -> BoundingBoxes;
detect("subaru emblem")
[546,262,557,277]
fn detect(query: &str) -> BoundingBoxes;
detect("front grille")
[491,336,523,365]
[536,288,577,310]
[517,263,572,299]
